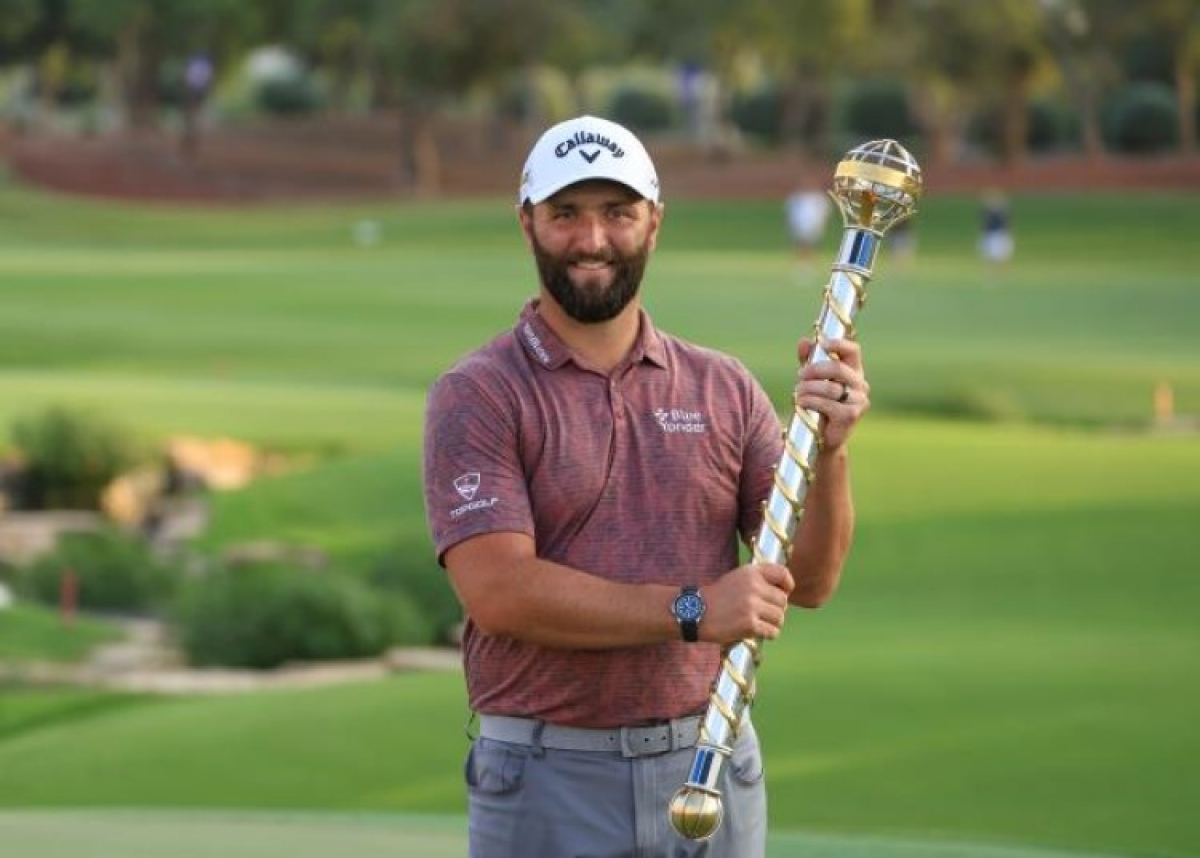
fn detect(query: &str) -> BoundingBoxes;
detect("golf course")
[1,179,1197,857]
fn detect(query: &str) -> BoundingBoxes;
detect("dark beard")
[531,233,649,323]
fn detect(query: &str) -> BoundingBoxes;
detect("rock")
[0,511,106,566]
[166,435,261,492]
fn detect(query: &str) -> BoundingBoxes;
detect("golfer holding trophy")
[423,114,921,857]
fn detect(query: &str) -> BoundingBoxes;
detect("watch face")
[674,592,705,622]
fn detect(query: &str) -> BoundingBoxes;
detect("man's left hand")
[793,337,870,452]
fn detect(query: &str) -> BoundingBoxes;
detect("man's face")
[522,181,663,324]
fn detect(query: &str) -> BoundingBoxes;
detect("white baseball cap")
[518,115,660,205]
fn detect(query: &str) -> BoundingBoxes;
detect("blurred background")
[0,1,1198,857]
[0,0,1197,198]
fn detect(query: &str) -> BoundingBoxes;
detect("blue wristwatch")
[671,585,705,643]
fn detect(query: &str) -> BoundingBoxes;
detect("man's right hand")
[699,562,795,644]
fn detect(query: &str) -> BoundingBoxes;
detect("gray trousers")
[465,719,766,858]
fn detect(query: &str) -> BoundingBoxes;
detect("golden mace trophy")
[668,139,923,841]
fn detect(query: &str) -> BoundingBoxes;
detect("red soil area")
[3,116,1197,204]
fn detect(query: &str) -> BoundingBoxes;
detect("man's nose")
[574,214,607,252]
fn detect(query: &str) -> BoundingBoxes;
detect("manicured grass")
[0,687,151,742]
[1,183,1197,857]
[1,419,1197,857]
[0,604,124,663]
[0,187,1196,452]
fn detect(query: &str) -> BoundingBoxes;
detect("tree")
[1039,0,1144,160]
[983,1,1051,165]
[68,0,255,152]
[0,0,108,129]
[877,0,1051,167]
[272,0,377,115]
[360,0,570,194]
[0,0,43,63]
[1139,0,1200,152]
[717,0,872,156]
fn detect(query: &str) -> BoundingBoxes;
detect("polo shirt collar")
[517,300,668,372]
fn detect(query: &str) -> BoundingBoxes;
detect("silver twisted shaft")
[668,139,922,841]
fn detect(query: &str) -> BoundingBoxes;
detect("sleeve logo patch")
[450,472,499,519]
[453,472,481,501]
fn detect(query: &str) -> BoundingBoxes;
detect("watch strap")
[676,585,701,643]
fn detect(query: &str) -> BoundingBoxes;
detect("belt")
[478,714,702,758]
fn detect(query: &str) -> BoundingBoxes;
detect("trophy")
[668,139,923,841]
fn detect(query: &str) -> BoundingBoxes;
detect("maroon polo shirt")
[423,300,782,728]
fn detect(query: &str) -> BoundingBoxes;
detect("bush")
[729,86,782,144]
[1103,82,1178,154]
[21,529,179,614]
[1026,98,1080,153]
[176,563,429,669]
[841,78,916,141]
[367,539,461,644]
[255,75,323,116]
[608,87,677,133]
[10,406,138,510]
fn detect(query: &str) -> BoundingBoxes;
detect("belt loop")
[530,720,547,758]
[619,726,634,758]
[668,718,679,752]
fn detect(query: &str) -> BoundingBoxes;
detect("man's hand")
[794,337,870,451]
[700,562,794,643]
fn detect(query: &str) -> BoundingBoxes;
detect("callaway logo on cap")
[518,115,660,205]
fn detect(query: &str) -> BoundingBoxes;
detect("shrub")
[1103,82,1178,154]
[367,539,461,645]
[176,563,428,669]
[1026,98,1080,153]
[10,406,138,511]
[21,529,179,614]
[841,78,916,141]
[608,87,677,133]
[255,75,323,116]
[729,86,782,144]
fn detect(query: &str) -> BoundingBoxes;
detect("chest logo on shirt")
[653,408,708,435]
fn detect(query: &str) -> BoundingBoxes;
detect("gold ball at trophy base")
[668,787,723,841]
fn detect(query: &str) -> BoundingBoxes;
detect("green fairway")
[1,182,1198,858]
[0,604,123,663]
[0,186,1196,451]
[1,419,1197,856]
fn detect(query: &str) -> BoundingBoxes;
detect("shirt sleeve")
[738,377,784,546]
[422,369,535,565]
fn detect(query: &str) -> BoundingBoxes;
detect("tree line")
[1,0,1197,179]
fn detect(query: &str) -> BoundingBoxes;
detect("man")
[979,188,1014,266]
[422,115,869,857]
[785,177,832,273]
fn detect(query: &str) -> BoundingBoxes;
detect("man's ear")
[516,202,535,249]
[646,202,665,252]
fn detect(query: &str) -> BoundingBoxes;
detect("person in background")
[422,115,870,858]
[979,188,1014,266]
[888,216,917,265]
[785,178,832,274]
